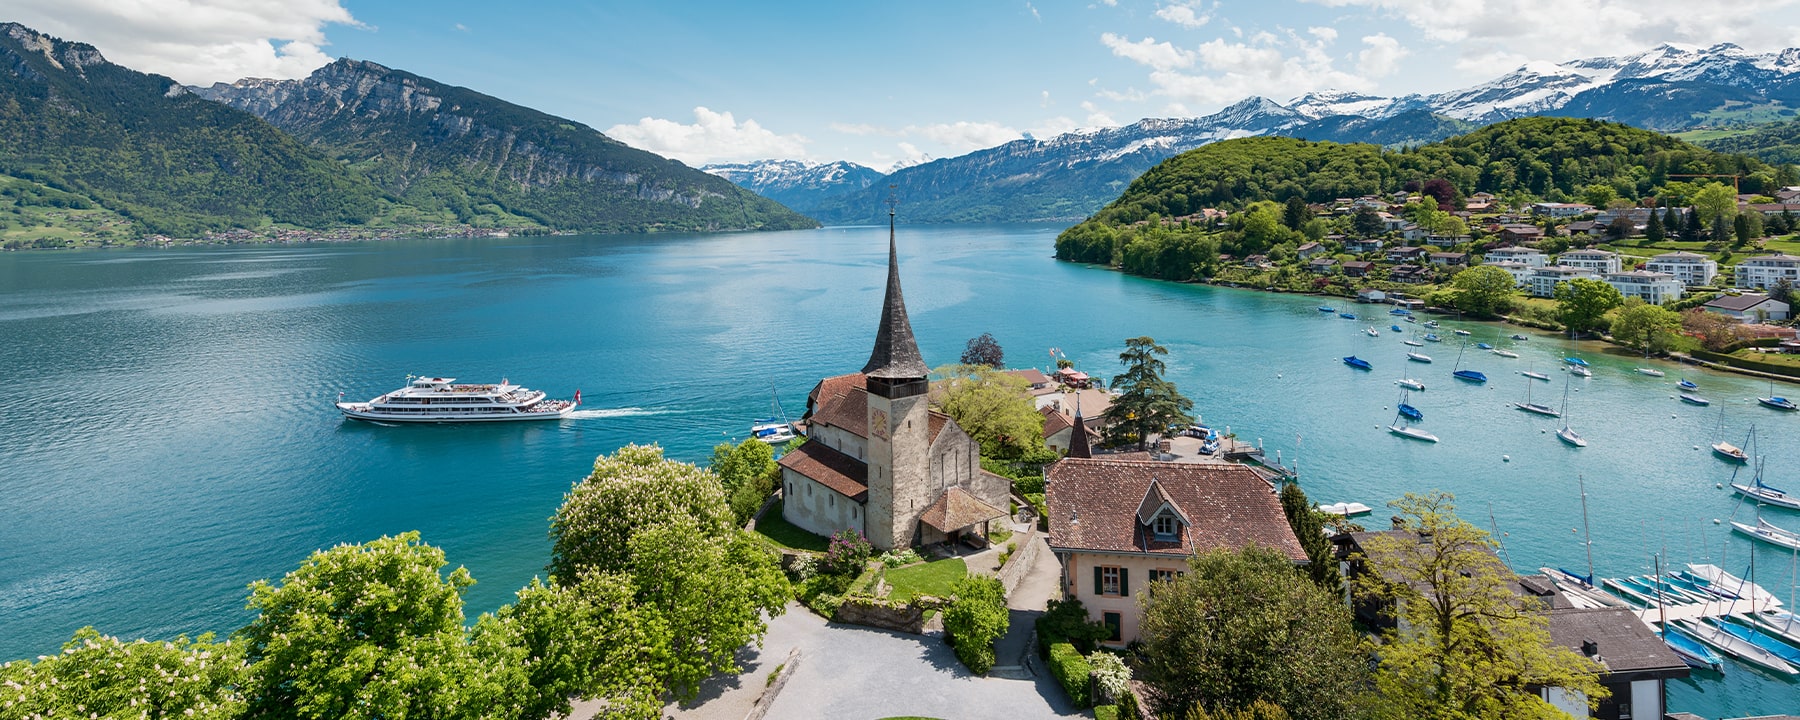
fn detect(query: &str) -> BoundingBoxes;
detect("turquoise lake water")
[1,224,1797,715]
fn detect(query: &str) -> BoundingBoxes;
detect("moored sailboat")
[1513,374,1560,417]
[1556,374,1586,446]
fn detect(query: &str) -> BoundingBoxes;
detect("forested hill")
[1055,118,1783,270]
[195,60,817,235]
[0,23,387,236]
[1695,118,1800,165]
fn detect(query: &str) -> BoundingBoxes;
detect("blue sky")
[14,0,1800,170]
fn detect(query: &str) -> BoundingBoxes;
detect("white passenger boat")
[337,376,578,423]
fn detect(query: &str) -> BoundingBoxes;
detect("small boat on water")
[1733,477,1800,510]
[1319,502,1373,517]
[1340,312,1357,319]
[1731,517,1800,551]
[1390,324,1403,332]
[1750,611,1800,647]
[1453,329,1471,336]
[1759,396,1799,411]
[1570,366,1593,378]
[1390,308,1412,315]
[1663,627,1727,672]
[1423,320,1440,328]
[1636,367,1666,377]
[1715,621,1800,667]
[1713,441,1749,463]
[1492,349,1519,358]
[1343,356,1373,371]
[1556,375,1585,446]
[1476,342,1494,350]
[1364,327,1381,337]
[1396,378,1426,391]
[1513,375,1560,417]
[1688,563,1785,607]
[336,376,579,423]
[1679,379,1698,390]
[1677,619,1799,675]
[1388,423,1439,443]
[1397,402,1424,421]
[1454,369,1488,383]
[1403,339,1425,347]
[1408,352,1433,363]
[1565,357,1589,367]
[1404,316,1418,323]
[1318,306,1336,312]
[1511,334,1529,341]
[1680,393,1711,406]
[1424,333,1442,342]
[1522,363,1551,381]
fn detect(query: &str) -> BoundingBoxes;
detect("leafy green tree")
[960,331,1006,367]
[1610,300,1683,353]
[1103,337,1195,449]
[1355,492,1606,720]
[1693,183,1738,234]
[1353,207,1385,237]
[1772,278,1795,307]
[1137,546,1368,720]
[1450,265,1517,317]
[1282,196,1311,230]
[476,573,662,720]
[1554,278,1624,336]
[1581,183,1616,209]
[1644,207,1665,243]
[1279,484,1341,590]
[931,363,1047,459]
[943,575,1010,674]
[236,532,518,720]
[1682,207,1705,242]
[0,629,246,719]
[711,438,779,524]
[550,444,734,578]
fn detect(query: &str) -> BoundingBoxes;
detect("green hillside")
[0,24,388,238]
[1692,118,1800,165]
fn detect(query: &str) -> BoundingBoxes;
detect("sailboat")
[1452,342,1488,383]
[1679,378,1699,390]
[1396,388,1424,421]
[749,383,798,444]
[1676,619,1799,674]
[1556,374,1586,446]
[1343,355,1373,370]
[1732,455,1800,510]
[1513,374,1560,416]
[1759,378,1798,411]
[1408,351,1434,363]
[1424,333,1442,342]
[1680,393,1711,406]
[1732,516,1800,551]
[1388,414,1439,443]
[1714,411,1749,463]
[1521,362,1550,382]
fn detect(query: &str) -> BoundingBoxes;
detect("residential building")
[1527,266,1596,298]
[1643,251,1718,287]
[779,220,1010,550]
[1603,270,1683,305]
[1486,260,1534,287]
[1295,241,1325,260]
[1565,220,1599,236]
[1047,459,1305,645]
[1040,405,1100,456]
[1357,288,1387,303]
[1542,607,1690,720]
[1004,368,1059,401]
[1429,252,1468,267]
[1345,237,1383,253]
[1342,260,1375,278]
[1400,224,1430,242]
[1484,246,1548,267]
[1532,202,1595,218]
[1307,257,1339,274]
[1704,294,1791,323]
[1557,249,1622,274]
[1389,265,1431,284]
[1734,252,1800,291]
[1499,224,1545,244]
[1385,246,1427,263]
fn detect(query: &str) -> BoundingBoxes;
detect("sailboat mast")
[1580,474,1595,583]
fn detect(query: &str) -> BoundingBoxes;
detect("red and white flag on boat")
[574,390,581,406]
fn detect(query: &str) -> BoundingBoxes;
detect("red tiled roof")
[1006,368,1050,386]
[919,486,1008,532]
[1046,459,1304,561]
[812,387,870,438]
[806,373,866,419]
[777,441,868,501]
[929,411,950,443]
[1041,405,1074,438]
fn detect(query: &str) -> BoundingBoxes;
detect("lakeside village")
[12,225,1800,720]
[1082,186,1800,381]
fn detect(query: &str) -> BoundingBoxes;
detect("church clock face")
[869,409,889,440]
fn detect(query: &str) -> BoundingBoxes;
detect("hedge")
[1095,705,1119,720]
[1691,348,1800,378]
[1048,642,1094,707]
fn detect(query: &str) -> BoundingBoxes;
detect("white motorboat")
[1388,423,1439,443]
[337,376,578,423]
[1522,371,1550,381]
[1570,366,1592,377]
[1453,329,1472,336]
[1492,349,1519,358]
[1403,339,1425,347]
[1395,378,1426,391]
[1407,352,1433,363]
[1635,367,1666,377]
[1364,327,1381,337]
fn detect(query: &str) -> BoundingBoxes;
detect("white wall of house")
[1711,299,1791,322]
[1736,254,1800,290]
[1645,254,1718,287]
[1557,251,1621,274]
[1527,268,1596,298]
[1485,248,1548,267]
[780,469,864,539]
[1604,272,1684,305]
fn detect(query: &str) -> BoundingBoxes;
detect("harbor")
[2,224,1798,715]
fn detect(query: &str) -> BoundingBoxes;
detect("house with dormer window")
[1045,459,1306,645]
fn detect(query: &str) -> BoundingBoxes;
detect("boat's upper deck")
[378,377,539,404]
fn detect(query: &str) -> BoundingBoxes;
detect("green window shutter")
[1120,567,1130,596]
[1094,565,1103,596]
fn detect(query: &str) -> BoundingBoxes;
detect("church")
[776,213,1012,550]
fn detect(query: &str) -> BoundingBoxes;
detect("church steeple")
[1068,393,1092,459]
[862,209,930,384]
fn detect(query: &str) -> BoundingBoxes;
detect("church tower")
[862,210,932,550]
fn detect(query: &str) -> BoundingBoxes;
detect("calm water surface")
[2,225,1796,715]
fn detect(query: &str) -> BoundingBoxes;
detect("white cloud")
[1305,0,1800,76]
[1026,2,1042,21]
[1041,90,1052,107]
[1080,101,1120,127]
[6,0,359,84]
[453,23,469,32]
[906,121,1022,153]
[1100,32,1194,71]
[605,107,809,165]
[1308,27,1337,43]
[1107,27,1373,110]
[1154,1,1215,28]
[1356,33,1408,77]
[829,122,885,136]
[1028,117,1078,139]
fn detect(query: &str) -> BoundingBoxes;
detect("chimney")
[1581,639,1599,658]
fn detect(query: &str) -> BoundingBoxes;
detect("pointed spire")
[862,209,930,379]
[1068,392,1092,459]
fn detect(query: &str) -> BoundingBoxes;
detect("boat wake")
[565,407,667,420]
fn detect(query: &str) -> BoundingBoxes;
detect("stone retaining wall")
[997,527,1045,596]
[833,597,924,634]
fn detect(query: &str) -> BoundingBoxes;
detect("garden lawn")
[753,499,830,552]
[1730,350,1800,370]
[884,557,968,602]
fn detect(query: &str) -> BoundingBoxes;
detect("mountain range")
[699,160,884,216]
[718,43,1800,226]
[0,22,814,242]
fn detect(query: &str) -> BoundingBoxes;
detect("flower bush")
[822,529,873,576]
[1089,651,1133,704]
[879,548,922,568]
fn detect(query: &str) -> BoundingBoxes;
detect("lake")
[1,224,1795,715]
